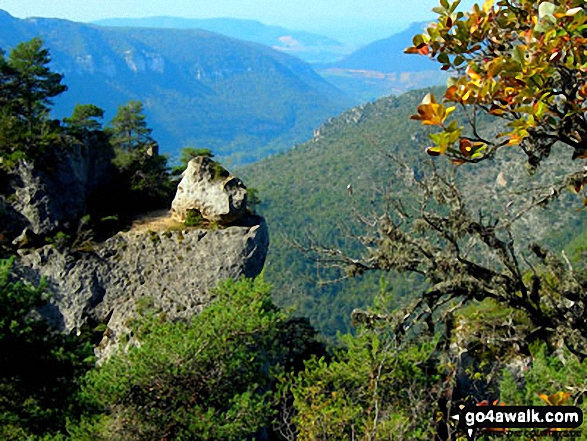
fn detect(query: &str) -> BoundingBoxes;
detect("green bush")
[0,258,94,439]
[74,277,323,441]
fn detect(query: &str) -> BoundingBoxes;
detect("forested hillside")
[241,90,434,333]
[0,9,351,163]
[242,87,587,336]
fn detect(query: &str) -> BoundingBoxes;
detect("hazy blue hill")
[93,16,350,63]
[326,22,435,73]
[0,10,352,163]
[315,22,446,103]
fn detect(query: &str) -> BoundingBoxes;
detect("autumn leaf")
[411,94,455,126]
[460,138,473,156]
[538,391,571,405]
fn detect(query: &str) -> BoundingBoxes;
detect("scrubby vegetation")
[0,259,94,440]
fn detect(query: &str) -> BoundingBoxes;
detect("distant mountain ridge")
[93,16,351,64]
[314,22,447,102]
[0,9,351,163]
[326,22,435,73]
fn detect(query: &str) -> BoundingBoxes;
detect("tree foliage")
[376,0,587,354]
[276,326,441,441]
[0,259,94,440]
[406,0,587,174]
[283,2,587,438]
[7,38,67,128]
[74,278,324,441]
[0,38,66,166]
[107,100,172,212]
[107,100,154,153]
[64,104,104,133]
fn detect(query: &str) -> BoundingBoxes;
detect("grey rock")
[15,216,269,359]
[171,157,247,225]
[5,140,114,239]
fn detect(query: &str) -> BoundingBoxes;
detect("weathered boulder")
[14,215,269,359]
[171,157,247,225]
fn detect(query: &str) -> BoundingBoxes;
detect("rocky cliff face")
[15,215,268,358]
[6,145,269,359]
[1,134,114,242]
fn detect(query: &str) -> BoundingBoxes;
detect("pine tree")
[7,37,66,132]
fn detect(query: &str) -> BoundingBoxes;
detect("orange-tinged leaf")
[411,94,454,126]
[426,146,444,156]
[411,103,437,122]
[549,391,571,405]
[445,85,459,100]
[538,391,571,405]
[508,133,526,145]
[418,45,430,55]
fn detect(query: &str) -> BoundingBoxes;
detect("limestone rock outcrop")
[15,215,269,359]
[1,136,114,240]
[171,157,247,225]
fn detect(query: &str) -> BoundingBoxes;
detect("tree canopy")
[5,37,66,127]
[107,100,154,153]
[407,0,587,174]
[107,100,172,212]
[289,3,587,438]
[64,104,104,133]
[0,38,66,166]
[74,278,324,441]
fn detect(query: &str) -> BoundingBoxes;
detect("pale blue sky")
[0,0,479,44]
